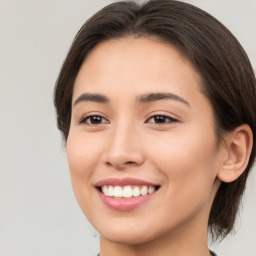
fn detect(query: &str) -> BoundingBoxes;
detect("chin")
[96,219,170,246]
[101,231,155,245]
[93,222,154,245]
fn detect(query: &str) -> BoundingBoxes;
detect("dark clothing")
[97,250,217,255]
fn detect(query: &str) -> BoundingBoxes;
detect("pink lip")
[95,177,159,211]
[94,177,158,187]
[97,189,157,211]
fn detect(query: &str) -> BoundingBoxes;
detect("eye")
[147,114,178,125]
[79,115,109,125]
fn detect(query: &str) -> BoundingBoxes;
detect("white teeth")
[132,186,140,197]
[122,186,133,198]
[140,185,148,196]
[108,185,114,196]
[148,186,156,194]
[102,185,108,196]
[101,185,157,198]
[113,186,123,198]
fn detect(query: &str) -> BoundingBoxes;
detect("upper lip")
[94,177,160,187]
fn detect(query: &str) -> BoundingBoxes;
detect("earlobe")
[217,124,253,183]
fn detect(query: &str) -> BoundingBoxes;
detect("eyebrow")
[73,93,109,106]
[73,92,190,107]
[137,92,190,106]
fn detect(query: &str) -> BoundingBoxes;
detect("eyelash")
[79,113,179,126]
[146,114,178,125]
[79,114,109,125]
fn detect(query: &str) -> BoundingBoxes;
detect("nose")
[103,123,145,170]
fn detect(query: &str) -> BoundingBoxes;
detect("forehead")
[73,37,202,100]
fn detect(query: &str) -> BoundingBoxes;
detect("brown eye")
[80,115,109,125]
[147,115,178,124]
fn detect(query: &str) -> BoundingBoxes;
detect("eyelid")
[145,112,180,125]
[78,112,110,125]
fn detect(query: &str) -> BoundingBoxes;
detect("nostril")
[105,160,137,169]
[106,162,112,167]
[125,161,136,165]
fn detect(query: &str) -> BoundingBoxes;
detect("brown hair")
[54,0,256,240]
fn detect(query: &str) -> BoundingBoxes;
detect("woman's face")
[67,37,223,244]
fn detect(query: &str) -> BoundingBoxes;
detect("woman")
[54,0,256,255]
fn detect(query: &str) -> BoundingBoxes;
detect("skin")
[66,37,230,256]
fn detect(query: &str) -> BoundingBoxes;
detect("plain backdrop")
[0,0,255,255]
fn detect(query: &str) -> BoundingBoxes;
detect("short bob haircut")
[54,0,256,240]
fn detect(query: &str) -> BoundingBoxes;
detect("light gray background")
[0,0,255,255]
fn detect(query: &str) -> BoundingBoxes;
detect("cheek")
[66,133,102,200]
[145,128,218,201]
[66,133,106,218]
[141,132,219,230]
[66,133,102,178]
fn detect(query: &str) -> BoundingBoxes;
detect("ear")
[217,124,253,183]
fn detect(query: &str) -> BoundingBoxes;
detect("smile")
[100,185,157,198]
[95,178,160,211]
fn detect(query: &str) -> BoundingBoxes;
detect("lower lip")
[97,189,157,211]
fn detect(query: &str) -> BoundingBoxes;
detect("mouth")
[95,178,160,211]
[96,184,160,198]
